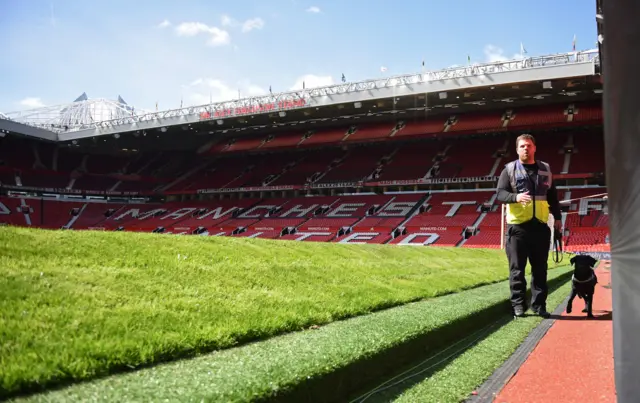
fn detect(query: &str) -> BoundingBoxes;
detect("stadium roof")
[0,50,600,144]
[3,92,142,130]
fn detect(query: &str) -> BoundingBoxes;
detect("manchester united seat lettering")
[338,232,379,243]
[397,233,440,245]
[377,202,416,217]
[442,201,477,216]
[294,232,332,241]
[327,203,365,217]
[160,208,196,220]
[238,205,281,219]
[280,204,323,218]
[578,198,606,215]
[0,201,10,215]
[114,208,165,221]
[197,206,239,221]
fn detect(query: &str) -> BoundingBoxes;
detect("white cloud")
[221,15,234,27]
[175,22,230,46]
[19,97,45,108]
[483,44,521,63]
[241,18,265,33]
[184,78,267,105]
[483,45,508,62]
[220,15,265,33]
[290,74,334,90]
[306,6,321,13]
[183,74,334,106]
[158,19,171,29]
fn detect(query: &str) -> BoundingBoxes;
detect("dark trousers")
[505,220,551,311]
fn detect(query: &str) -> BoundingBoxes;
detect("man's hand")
[554,220,562,231]
[516,191,532,204]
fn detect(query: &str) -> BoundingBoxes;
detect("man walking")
[496,134,562,318]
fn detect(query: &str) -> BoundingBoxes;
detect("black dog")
[566,255,598,318]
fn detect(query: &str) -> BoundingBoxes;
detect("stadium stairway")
[488,140,509,177]
[387,192,432,242]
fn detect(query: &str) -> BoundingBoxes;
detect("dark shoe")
[513,306,525,318]
[532,307,551,318]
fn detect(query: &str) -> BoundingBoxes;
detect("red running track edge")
[494,261,616,403]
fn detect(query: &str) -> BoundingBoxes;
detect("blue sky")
[0,0,598,114]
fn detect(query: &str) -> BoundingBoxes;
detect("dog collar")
[572,272,595,283]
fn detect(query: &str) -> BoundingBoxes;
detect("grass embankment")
[0,226,566,398]
[12,267,573,403]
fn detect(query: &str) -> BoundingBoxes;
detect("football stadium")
[1,0,626,402]
[0,56,609,251]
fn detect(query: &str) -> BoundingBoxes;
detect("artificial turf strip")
[0,226,567,398]
[374,278,573,403]
[10,266,572,403]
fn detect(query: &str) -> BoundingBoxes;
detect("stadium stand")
[568,130,606,174]
[373,142,440,182]
[0,102,609,251]
[317,145,390,184]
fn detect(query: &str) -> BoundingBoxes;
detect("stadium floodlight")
[279,112,286,117]
[542,81,553,89]
[354,102,362,108]
[438,92,447,99]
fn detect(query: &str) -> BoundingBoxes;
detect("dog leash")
[553,227,563,264]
